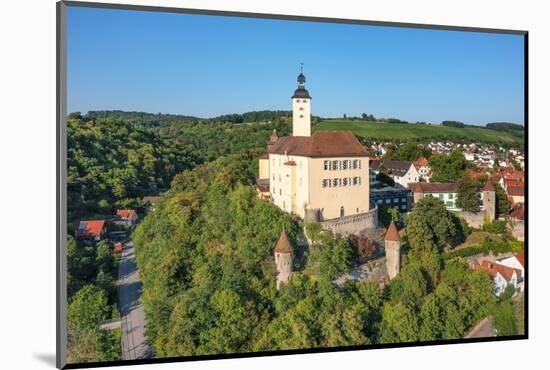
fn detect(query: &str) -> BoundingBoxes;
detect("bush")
[483,220,508,235]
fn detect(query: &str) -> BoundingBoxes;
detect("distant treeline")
[485,122,524,132]
[77,110,321,126]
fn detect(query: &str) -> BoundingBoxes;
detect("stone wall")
[510,220,525,241]
[457,211,486,229]
[320,205,378,236]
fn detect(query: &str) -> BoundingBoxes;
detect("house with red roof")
[75,220,107,243]
[413,156,431,182]
[116,209,139,228]
[472,259,522,296]
[498,253,525,291]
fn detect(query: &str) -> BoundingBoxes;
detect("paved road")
[116,241,153,360]
[465,317,496,338]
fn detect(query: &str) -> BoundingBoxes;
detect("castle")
[257,71,378,236]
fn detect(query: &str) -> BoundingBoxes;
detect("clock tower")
[291,68,312,137]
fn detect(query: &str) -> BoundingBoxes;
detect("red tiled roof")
[268,131,369,158]
[76,220,106,238]
[507,186,525,196]
[469,170,489,180]
[384,222,401,241]
[274,230,293,254]
[410,182,457,193]
[117,209,137,220]
[483,181,495,192]
[475,260,521,282]
[413,156,429,169]
[515,252,525,268]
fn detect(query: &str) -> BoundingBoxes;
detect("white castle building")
[257,72,378,235]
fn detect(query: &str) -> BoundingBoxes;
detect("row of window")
[323,159,362,171]
[376,198,407,204]
[295,99,308,103]
[321,177,362,188]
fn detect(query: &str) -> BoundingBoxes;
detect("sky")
[67,6,525,125]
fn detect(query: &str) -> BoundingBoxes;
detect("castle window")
[342,160,349,170]
[299,115,304,118]
[448,193,454,199]
[296,99,300,103]
[322,179,328,188]
[280,189,282,195]
[343,178,349,186]
[393,198,399,203]
[324,160,330,170]
[358,160,362,169]
[352,160,358,169]
[357,208,359,213]
[340,206,345,217]
[299,107,304,111]
[332,178,339,187]
[332,160,339,170]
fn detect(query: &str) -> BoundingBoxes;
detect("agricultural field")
[315,120,523,145]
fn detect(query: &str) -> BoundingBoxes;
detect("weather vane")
[300,62,304,73]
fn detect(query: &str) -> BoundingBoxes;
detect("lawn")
[314,120,523,145]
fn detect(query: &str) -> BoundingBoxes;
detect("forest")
[131,152,498,356]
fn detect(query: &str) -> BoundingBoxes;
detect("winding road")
[116,241,153,360]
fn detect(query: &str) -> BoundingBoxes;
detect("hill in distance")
[315,119,524,145]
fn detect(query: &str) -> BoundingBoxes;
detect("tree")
[380,302,419,343]
[406,197,458,253]
[493,300,517,336]
[494,181,511,215]
[429,149,468,182]
[456,175,481,212]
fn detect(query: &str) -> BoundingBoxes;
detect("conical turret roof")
[385,221,401,242]
[274,230,293,254]
[483,180,495,191]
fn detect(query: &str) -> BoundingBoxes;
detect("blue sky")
[67,6,525,125]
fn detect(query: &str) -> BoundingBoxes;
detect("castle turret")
[274,230,293,289]
[291,67,311,137]
[483,180,496,222]
[384,221,401,280]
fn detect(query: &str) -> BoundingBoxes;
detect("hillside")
[315,120,523,145]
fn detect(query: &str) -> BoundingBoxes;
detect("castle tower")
[483,180,496,222]
[291,67,312,137]
[384,221,401,280]
[274,230,294,289]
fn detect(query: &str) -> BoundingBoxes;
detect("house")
[255,178,270,200]
[370,159,420,188]
[75,220,107,243]
[256,71,377,236]
[142,196,161,212]
[413,156,431,182]
[498,252,525,291]
[472,259,522,296]
[409,182,459,210]
[507,186,525,207]
[116,209,138,228]
[370,184,412,213]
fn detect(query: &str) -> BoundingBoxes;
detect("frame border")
[57,1,529,369]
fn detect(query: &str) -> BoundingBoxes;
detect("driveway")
[116,241,153,360]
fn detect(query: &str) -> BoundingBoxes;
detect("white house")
[498,253,525,291]
[473,260,522,296]
[370,159,420,188]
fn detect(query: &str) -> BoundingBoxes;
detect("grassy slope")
[315,120,523,145]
